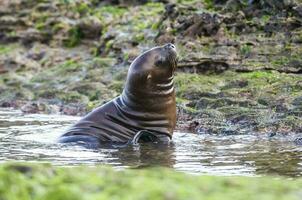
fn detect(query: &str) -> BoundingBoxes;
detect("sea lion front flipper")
[130,130,170,145]
[58,135,101,149]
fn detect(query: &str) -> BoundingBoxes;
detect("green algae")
[174,70,302,133]
[0,44,17,55]
[0,163,301,200]
[64,27,83,47]
[240,44,252,57]
[94,6,126,23]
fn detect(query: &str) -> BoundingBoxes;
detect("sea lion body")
[59,43,177,147]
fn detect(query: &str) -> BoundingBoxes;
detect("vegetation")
[0,163,301,200]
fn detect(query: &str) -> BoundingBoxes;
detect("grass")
[0,163,301,200]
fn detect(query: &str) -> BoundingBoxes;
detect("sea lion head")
[130,43,177,81]
[124,43,177,97]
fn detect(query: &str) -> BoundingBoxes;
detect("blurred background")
[0,0,302,135]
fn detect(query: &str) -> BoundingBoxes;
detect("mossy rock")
[0,163,301,200]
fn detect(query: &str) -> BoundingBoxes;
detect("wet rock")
[77,17,102,39]
[294,137,302,145]
[269,98,290,113]
[0,58,18,73]
[177,60,229,74]
[293,5,302,17]
[292,96,302,106]
[164,3,178,19]
[101,0,156,6]
[222,80,248,89]
[179,13,223,38]
[0,101,15,108]
[288,60,302,71]
[223,0,247,12]
[0,62,8,73]
[19,29,51,46]
[26,51,45,61]
[34,3,57,12]
[47,104,61,114]
[184,92,225,101]
[21,102,46,114]
[155,33,175,45]
[62,104,86,116]
[0,15,24,26]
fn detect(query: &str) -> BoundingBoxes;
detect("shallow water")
[0,108,301,177]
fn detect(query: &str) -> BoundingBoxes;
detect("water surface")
[0,108,301,177]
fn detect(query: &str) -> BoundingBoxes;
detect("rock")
[288,60,302,70]
[62,104,86,116]
[155,33,175,45]
[26,51,45,61]
[21,102,40,113]
[292,96,302,106]
[47,104,61,114]
[77,17,102,39]
[0,58,18,73]
[0,15,23,26]
[19,29,51,46]
[0,62,8,73]
[34,3,56,12]
[294,137,302,145]
[177,59,229,74]
[164,3,178,19]
[0,101,15,107]
[180,13,223,38]
[222,80,249,89]
[293,5,302,17]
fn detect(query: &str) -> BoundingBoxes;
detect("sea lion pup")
[58,43,177,148]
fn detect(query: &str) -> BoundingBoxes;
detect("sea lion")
[59,43,177,148]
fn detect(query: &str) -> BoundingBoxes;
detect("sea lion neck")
[121,45,176,111]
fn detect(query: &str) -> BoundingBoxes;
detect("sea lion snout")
[163,43,177,56]
[159,43,177,71]
[164,43,176,50]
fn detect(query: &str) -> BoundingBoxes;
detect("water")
[0,108,301,177]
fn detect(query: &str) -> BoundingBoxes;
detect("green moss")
[175,72,223,98]
[261,15,271,23]
[64,27,83,47]
[0,44,16,54]
[96,6,126,17]
[109,81,124,94]
[240,44,252,57]
[241,71,277,79]
[92,57,116,68]
[94,6,126,23]
[0,163,301,200]
[204,0,215,9]
[272,56,290,67]
[57,91,88,103]
[104,2,164,44]
[74,2,91,15]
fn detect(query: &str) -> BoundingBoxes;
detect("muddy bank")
[0,0,302,136]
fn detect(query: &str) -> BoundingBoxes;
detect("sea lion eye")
[155,60,163,67]
[155,56,166,67]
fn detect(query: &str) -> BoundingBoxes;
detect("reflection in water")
[0,108,301,177]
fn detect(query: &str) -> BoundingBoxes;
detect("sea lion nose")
[165,43,176,50]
